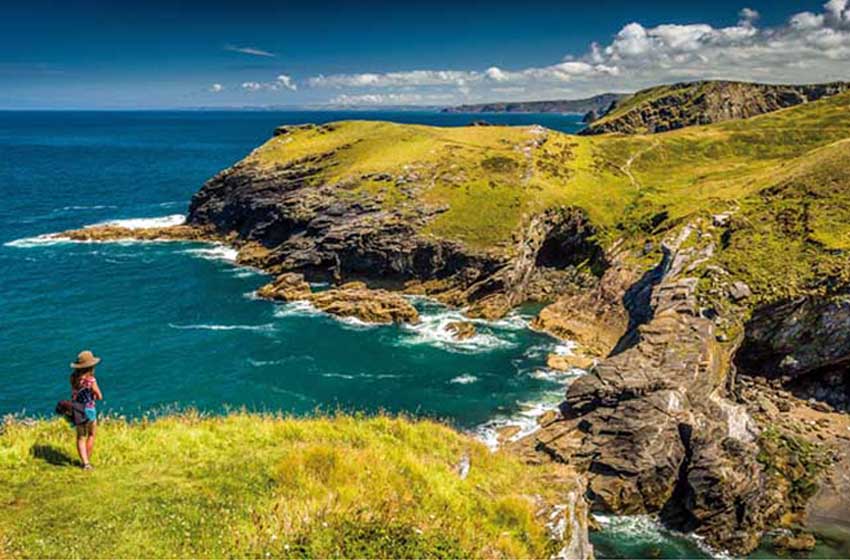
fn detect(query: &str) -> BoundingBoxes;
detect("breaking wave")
[168,323,276,332]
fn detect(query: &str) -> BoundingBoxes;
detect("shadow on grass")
[30,444,76,467]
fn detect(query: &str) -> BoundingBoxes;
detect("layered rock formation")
[582,80,850,135]
[516,218,847,554]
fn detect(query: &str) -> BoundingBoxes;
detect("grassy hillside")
[0,413,580,559]
[245,92,850,291]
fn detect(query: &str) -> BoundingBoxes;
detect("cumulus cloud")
[304,1,850,105]
[224,45,276,57]
[241,74,297,92]
[208,83,223,93]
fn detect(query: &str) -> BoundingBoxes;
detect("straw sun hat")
[70,350,101,369]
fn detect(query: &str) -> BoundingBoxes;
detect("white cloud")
[208,83,223,93]
[302,1,850,105]
[330,92,456,106]
[224,45,276,57]
[275,74,297,91]
[240,74,297,92]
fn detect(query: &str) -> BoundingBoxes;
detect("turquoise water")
[1,110,723,558]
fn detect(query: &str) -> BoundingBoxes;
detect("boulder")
[729,280,752,301]
[256,273,313,301]
[773,532,817,552]
[446,321,477,340]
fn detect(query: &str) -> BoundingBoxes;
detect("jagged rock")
[256,273,312,301]
[547,353,594,371]
[773,532,817,552]
[736,296,850,410]
[524,227,784,554]
[308,285,420,325]
[446,321,476,340]
[465,294,512,320]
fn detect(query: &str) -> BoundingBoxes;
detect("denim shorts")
[84,407,97,423]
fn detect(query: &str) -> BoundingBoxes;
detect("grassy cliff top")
[245,92,850,261]
[0,413,578,559]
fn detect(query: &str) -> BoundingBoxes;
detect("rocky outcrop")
[56,223,220,243]
[582,80,850,135]
[257,274,420,325]
[518,224,796,554]
[256,272,313,301]
[735,295,850,411]
[309,284,420,325]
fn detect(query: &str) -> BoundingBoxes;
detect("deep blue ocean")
[0,110,717,558]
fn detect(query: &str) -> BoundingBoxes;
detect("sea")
[1,109,715,558]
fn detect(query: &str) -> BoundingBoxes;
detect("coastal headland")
[28,81,850,556]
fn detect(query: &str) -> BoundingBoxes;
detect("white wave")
[528,367,585,382]
[168,322,275,332]
[59,204,117,211]
[273,300,322,318]
[594,514,730,559]
[94,214,186,229]
[474,396,562,451]
[337,315,379,330]
[5,213,187,248]
[4,234,72,248]
[182,244,238,263]
[398,307,516,353]
[450,374,479,384]
[231,269,260,278]
[552,342,578,356]
[321,373,356,380]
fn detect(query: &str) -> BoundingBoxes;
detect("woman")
[70,350,103,470]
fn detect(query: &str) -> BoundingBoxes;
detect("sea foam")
[94,214,186,229]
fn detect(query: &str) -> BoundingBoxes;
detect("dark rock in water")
[469,120,492,127]
[582,109,599,124]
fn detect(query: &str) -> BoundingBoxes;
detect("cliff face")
[443,93,625,115]
[581,80,850,135]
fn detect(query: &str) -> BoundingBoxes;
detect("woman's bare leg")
[86,422,96,461]
[76,425,89,466]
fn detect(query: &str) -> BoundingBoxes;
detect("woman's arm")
[92,379,103,400]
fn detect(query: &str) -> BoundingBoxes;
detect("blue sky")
[2,0,848,108]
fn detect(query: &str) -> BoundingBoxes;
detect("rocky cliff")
[581,80,850,135]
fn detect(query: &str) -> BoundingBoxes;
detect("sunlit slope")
[241,92,850,254]
[0,414,581,558]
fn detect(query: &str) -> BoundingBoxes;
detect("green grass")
[0,413,579,559]
[238,91,850,304]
